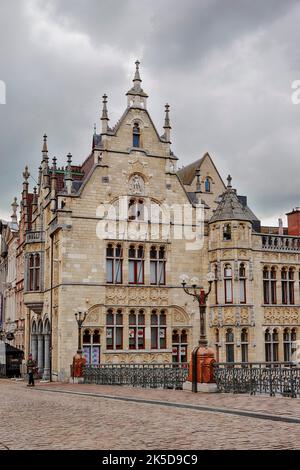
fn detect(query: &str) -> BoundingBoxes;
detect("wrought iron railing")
[213,362,300,398]
[83,363,189,389]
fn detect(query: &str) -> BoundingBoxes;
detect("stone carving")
[105,286,169,306]
[104,352,171,364]
[264,307,300,325]
[129,174,145,195]
[223,308,235,325]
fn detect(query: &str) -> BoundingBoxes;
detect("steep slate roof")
[210,176,253,223]
[177,157,204,185]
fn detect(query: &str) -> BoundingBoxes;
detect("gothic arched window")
[205,177,211,192]
[133,123,140,147]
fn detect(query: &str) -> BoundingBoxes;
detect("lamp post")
[74,310,87,353]
[180,272,215,392]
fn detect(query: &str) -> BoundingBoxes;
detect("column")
[37,334,44,377]
[31,334,38,362]
[42,334,51,380]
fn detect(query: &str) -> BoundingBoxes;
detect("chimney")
[286,207,300,236]
[278,218,283,235]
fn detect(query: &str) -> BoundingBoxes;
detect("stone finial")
[93,123,97,135]
[164,104,171,129]
[52,156,57,171]
[11,197,18,222]
[42,134,49,164]
[23,166,30,183]
[67,153,72,168]
[101,94,109,133]
[134,60,141,82]
[42,133,48,152]
[227,174,232,189]
[196,168,201,192]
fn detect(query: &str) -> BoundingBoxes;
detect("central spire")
[126,60,148,109]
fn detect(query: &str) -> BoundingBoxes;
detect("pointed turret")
[126,60,148,108]
[51,157,58,212]
[210,175,252,223]
[101,94,109,134]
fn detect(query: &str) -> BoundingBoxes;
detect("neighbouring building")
[0,61,299,381]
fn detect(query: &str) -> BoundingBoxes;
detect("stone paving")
[0,379,300,450]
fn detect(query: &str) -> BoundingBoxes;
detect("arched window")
[283,328,297,362]
[223,224,231,241]
[224,264,233,303]
[128,245,144,284]
[241,328,248,362]
[225,328,234,362]
[128,198,144,221]
[133,123,140,147]
[129,309,145,350]
[106,309,123,350]
[83,329,100,364]
[151,310,167,349]
[150,246,166,285]
[204,177,211,192]
[239,263,246,304]
[106,244,123,284]
[265,328,279,362]
[28,253,40,291]
[172,329,188,363]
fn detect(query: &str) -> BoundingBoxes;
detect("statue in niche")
[129,174,144,195]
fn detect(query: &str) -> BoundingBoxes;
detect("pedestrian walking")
[26,353,37,387]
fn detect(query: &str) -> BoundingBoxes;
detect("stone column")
[31,334,38,362]
[37,334,44,377]
[42,334,51,380]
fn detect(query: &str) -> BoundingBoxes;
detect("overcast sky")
[0,0,300,226]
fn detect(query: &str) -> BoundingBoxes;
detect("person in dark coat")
[26,353,37,387]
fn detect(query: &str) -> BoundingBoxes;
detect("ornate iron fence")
[213,362,300,398]
[83,363,189,389]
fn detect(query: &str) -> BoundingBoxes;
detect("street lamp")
[180,272,215,392]
[180,272,214,347]
[74,309,87,353]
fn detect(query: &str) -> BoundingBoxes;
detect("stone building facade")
[1,61,299,380]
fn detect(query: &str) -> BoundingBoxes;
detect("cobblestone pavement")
[0,379,300,450]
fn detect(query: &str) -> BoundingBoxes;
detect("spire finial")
[67,152,72,167]
[101,94,109,121]
[11,197,18,222]
[134,60,141,82]
[23,166,30,182]
[42,133,49,164]
[227,174,232,189]
[93,123,97,135]
[52,156,57,171]
[164,103,171,129]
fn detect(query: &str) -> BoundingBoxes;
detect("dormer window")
[133,123,140,147]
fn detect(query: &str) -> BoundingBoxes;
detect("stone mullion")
[144,309,151,350]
